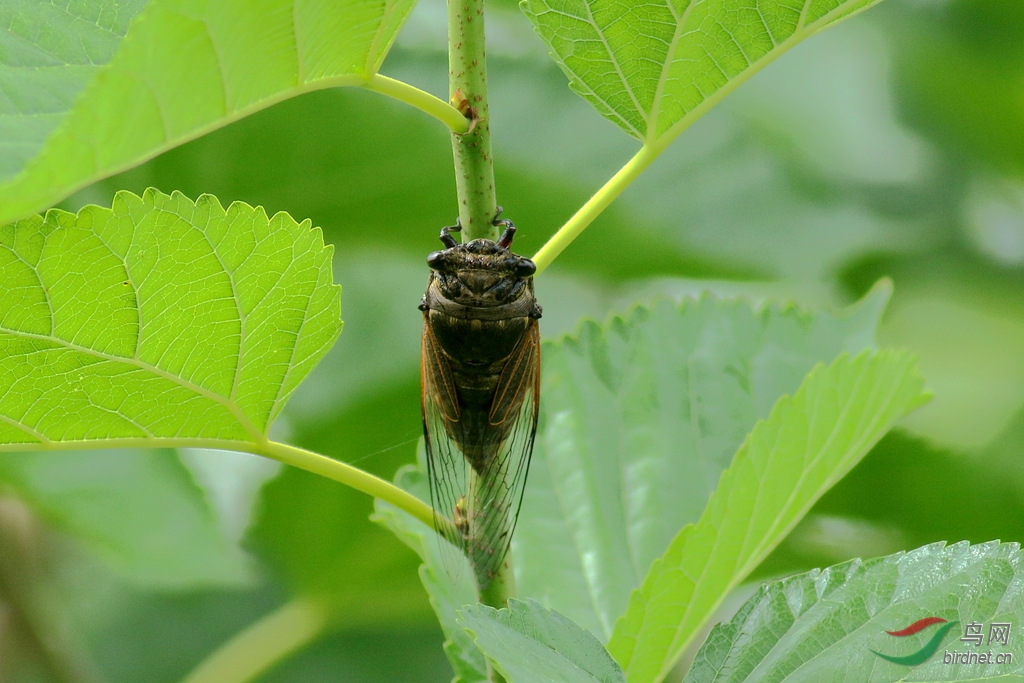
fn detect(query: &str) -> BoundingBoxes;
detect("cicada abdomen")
[418,211,541,588]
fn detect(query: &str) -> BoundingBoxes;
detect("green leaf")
[0,448,249,587]
[373,446,488,683]
[459,599,626,683]
[520,0,885,150]
[0,0,147,184]
[516,284,890,642]
[608,350,927,683]
[0,0,418,225]
[683,542,1024,683]
[0,188,340,449]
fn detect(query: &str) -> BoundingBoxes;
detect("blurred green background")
[4,0,1024,680]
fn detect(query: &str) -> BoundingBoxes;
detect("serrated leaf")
[0,0,418,225]
[608,350,927,683]
[0,448,249,587]
[521,0,884,149]
[459,599,626,683]
[516,285,890,642]
[683,542,1024,683]
[0,188,340,449]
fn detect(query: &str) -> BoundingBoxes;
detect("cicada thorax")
[419,217,542,587]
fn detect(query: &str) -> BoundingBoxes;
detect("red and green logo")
[870,617,958,666]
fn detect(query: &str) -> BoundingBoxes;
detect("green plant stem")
[473,473,517,617]
[470,470,513,683]
[180,598,328,683]
[364,75,469,134]
[448,0,498,241]
[531,144,658,275]
[479,563,515,610]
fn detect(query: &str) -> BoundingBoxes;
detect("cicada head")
[426,239,536,308]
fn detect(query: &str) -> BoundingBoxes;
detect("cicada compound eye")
[514,258,536,277]
[427,251,448,271]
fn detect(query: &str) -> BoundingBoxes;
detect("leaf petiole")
[364,75,470,135]
[531,145,657,275]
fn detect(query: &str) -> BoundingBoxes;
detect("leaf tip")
[839,278,894,331]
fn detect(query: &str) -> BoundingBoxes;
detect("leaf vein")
[0,324,262,442]
[0,412,49,445]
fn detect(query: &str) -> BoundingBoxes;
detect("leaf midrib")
[584,0,648,137]
[645,0,876,150]
[644,0,696,142]
[0,412,50,444]
[198,218,247,404]
[366,0,398,75]
[0,324,263,442]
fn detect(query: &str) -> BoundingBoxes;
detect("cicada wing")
[420,316,470,582]
[468,320,541,588]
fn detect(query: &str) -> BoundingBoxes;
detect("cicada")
[418,210,542,588]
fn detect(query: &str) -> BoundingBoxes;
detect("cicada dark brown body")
[418,212,542,588]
